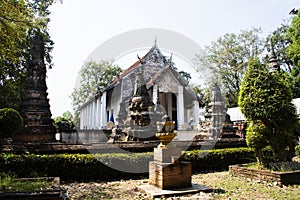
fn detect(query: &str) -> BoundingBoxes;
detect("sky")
[47,0,299,117]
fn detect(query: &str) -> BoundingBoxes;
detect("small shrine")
[149,115,191,189]
[139,114,210,198]
[19,32,56,141]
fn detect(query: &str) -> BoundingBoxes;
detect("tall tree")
[71,60,122,115]
[287,11,300,68]
[197,28,264,107]
[286,11,300,98]
[239,59,297,164]
[0,0,60,109]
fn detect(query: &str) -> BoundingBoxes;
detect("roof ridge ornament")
[137,54,145,64]
[169,53,173,67]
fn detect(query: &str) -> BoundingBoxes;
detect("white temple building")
[78,44,202,131]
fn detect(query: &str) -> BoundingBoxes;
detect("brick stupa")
[19,32,56,142]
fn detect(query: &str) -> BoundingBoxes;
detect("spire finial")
[154,36,157,46]
[169,53,173,66]
[268,39,279,72]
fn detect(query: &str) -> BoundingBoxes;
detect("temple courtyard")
[61,171,300,200]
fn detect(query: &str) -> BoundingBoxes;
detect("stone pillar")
[89,103,93,129]
[193,100,199,129]
[81,107,85,129]
[152,84,158,104]
[92,100,95,129]
[101,92,107,128]
[186,109,190,129]
[177,86,184,130]
[84,107,88,129]
[86,104,88,129]
[87,104,91,129]
[167,93,172,120]
[80,108,84,130]
[96,98,101,129]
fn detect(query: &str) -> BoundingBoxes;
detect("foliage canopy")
[0,0,60,109]
[239,59,297,164]
[0,108,23,138]
[71,60,122,115]
[197,28,264,107]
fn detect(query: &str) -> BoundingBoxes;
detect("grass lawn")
[193,171,300,200]
[61,171,300,199]
[0,174,55,193]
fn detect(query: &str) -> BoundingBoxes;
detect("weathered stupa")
[19,32,56,142]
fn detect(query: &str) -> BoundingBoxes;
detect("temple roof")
[107,44,169,90]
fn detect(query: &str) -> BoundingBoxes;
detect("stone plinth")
[154,147,181,163]
[149,147,192,190]
[149,161,192,190]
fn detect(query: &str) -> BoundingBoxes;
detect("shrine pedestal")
[149,147,192,190]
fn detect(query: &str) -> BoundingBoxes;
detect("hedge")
[182,147,256,172]
[0,148,256,181]
[0,153,153,181]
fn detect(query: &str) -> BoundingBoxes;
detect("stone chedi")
[125,65,158,141]
[19,33,56,141]
[197,84,226,139]
[128,70,154,127]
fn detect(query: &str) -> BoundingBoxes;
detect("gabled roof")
[106,44,169,91]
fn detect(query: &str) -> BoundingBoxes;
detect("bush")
[238,59,297,163]
[0,153,153,181]
[0,108,23,138]
[54,111,76,133]
[182,148,256,172]
[295,145,300,156]
[0,148,256,181]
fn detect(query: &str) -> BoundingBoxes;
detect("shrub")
[0,153,153,181]
[54,111,76,133]
[182,148,256,172]
[238,59,297,163]
[0,108,23,138]
[246,121,269,165]
[295,145,300,156]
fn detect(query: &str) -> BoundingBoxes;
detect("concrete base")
[138,183,211,199]
[149,161,192,189]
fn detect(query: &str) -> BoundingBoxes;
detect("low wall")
[229,164,300,185]
[58,130,110,144]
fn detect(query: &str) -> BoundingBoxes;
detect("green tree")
[265,19,300,98]
[286,11,300,98]
[197,28,264,107]
[0,108,23,138]
[239,59,297,165]
[0,0,60,109]
[287,11,300,68]
[71,60,122,117]
[246,121,269,165]
[54,111,75,133]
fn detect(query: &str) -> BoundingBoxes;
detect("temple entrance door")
[159,92,178,129]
